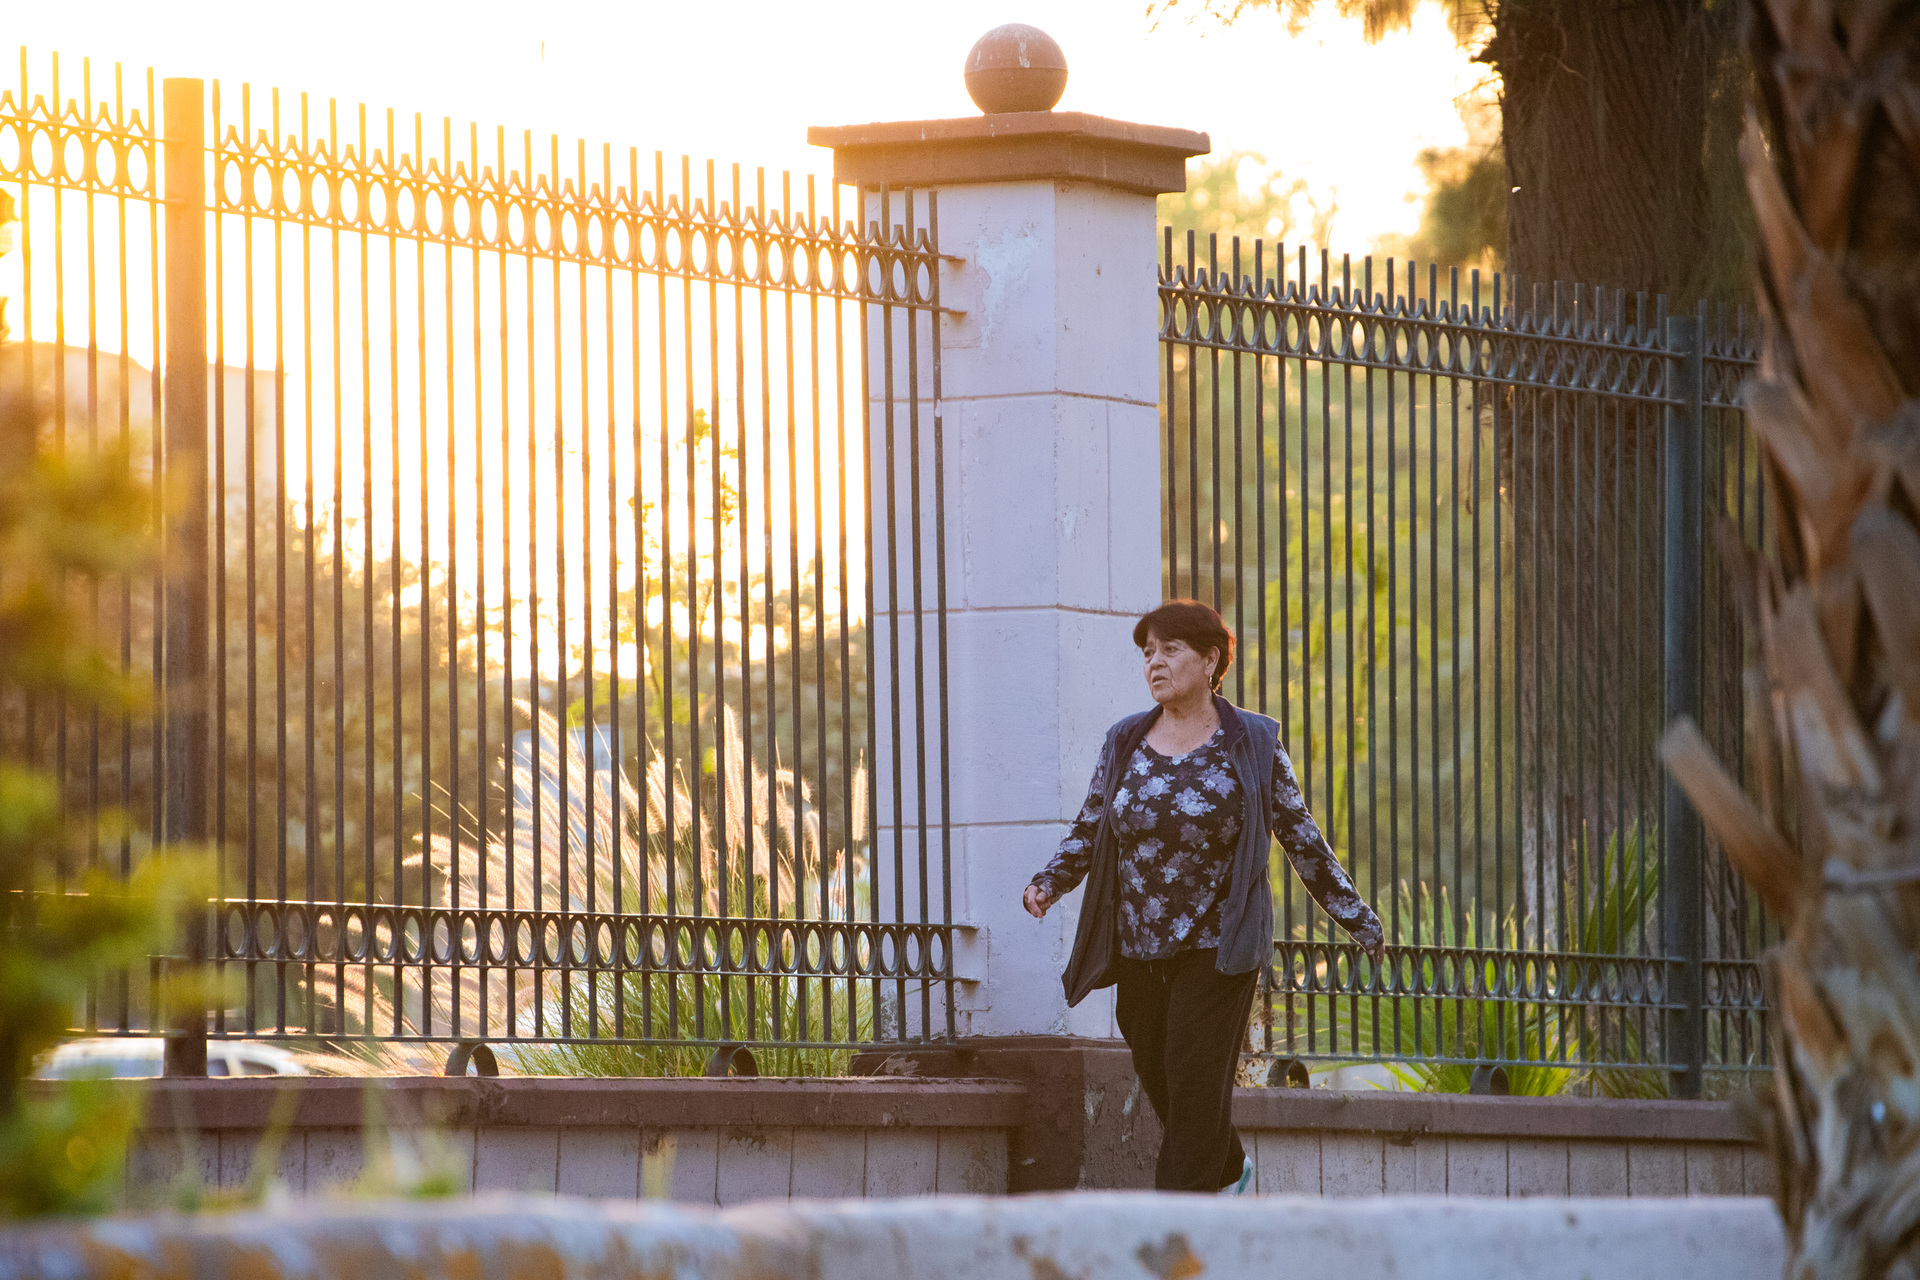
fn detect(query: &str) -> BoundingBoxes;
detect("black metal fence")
[6,49,1774,1090]
[2,55,954,1072]
[1158,230,1766,1095]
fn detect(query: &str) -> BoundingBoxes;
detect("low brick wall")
[121,1077,1024,1205]
[0,1191,1784,1280]
[1235,1089,1768,1198]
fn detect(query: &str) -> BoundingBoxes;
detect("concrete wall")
[118,1077,1019,1207]
[0,1191,1786,1280]
[855,1038,1770,1197]
[116,1072,1772,1208]
[1235,1088,1771,1198]
[1242,1131,1768,1198]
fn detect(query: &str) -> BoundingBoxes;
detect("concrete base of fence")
[864,1036,1767,1196]
[113,1077,1022,1205]
[1235,1085,1771,1199]
[112,1069,1770,1204]
[0,1192,1784,1280]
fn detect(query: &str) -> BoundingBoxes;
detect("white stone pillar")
[810,111,1208,1038]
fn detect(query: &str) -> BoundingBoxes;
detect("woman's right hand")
[1023,883,1053,918]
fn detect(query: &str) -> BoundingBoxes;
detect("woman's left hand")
[1357,926,1385,964]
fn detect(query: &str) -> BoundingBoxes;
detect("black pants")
[1113,947,1259,1192]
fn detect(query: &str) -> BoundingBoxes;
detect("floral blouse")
[1031,728,1381,961]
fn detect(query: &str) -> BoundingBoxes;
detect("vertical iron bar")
[1663,314,1705,1097]
[1254,241,1267,718]
[1163,227,1176,598]
[756,167,776,1041]
[630,144,651,1042]
[82,57,102,1038]
[300,95,318,1038]
[1231,238,1244,707]
[834,182,857,1044]
[903,189,930,1042]
[1209,234,1222,611]
[1277,247,1294,1054]
[1387,260,1401,1054]
[809,176,833,1038]
[330,101,347,1035]
[387,110,403,1036]
[858,192,881,1043]
[272,91,289,1037]
[707,158,726,1040]
[1447,269,1462,961]
[786,171,809,1042]
[121,66,142,1034]
[680,153,702,1042]
[1253,241,1271,1051]
[1362,258,1378,1043]
[1187,232,1199,599]
[729,161,750,1047]
[655,149,674,1042]
[445,119,465,1038]
[1339,254,1355,1050]
[1530,282,1546,960]
[929,190,953,1041]
[524,129,544,1039]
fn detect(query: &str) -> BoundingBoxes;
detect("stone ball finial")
[963,24,1068,114]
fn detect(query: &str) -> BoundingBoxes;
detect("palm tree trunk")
[1659,5,1920,1276]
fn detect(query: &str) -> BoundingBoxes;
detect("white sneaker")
[1219,1155,1253,1196]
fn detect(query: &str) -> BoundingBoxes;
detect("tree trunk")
[1488,0,1746,300]
[1660,4,1920,1276]
[1484,0,1748,954]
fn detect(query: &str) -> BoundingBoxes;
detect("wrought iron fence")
[1,53,953,1072]
[1158,229,1766,1095]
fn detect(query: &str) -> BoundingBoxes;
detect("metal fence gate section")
[1158,231,1766,1093]
[1,55,953,1070]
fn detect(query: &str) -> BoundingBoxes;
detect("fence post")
[1662,313,1705,1099]
[160,77,209,1077]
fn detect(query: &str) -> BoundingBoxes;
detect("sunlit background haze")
[14,0,1486,255]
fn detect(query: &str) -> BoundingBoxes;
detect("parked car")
[36,1038,313,1079]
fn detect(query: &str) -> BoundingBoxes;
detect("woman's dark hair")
[1132,599,1233,691]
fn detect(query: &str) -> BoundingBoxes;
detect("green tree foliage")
[1377,95,1507,274]
[1399,141,1505,271]
[1157,151,1336,255]
[0,377,206,1215]
[1153,0,1486,42]
[1150,0,1747,302]
[1151,12,1506,274]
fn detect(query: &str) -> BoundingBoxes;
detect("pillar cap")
[807,113,1210,197]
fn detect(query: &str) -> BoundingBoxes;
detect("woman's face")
[1141,631,1217,706]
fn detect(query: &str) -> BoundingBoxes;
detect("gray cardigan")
[1060,695,1281,1007]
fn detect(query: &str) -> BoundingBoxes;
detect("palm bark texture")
[1659,3,1920,1276]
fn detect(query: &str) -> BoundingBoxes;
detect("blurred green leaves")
[0,377,210,1215]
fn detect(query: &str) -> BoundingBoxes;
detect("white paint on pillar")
[866,179,1163,1038]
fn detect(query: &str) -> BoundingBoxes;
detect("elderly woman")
[1024,599,1383,1195]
